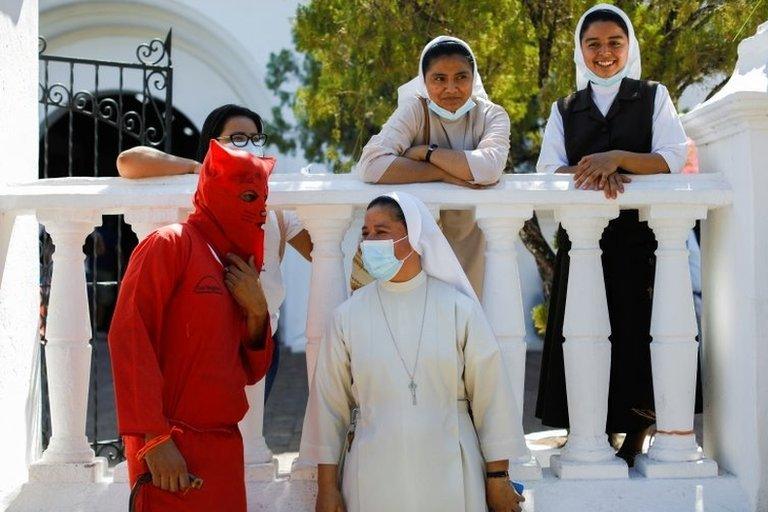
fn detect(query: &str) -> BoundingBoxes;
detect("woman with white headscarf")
[535,4,694,467]
[302,191,528,512]
[356,36,512,297]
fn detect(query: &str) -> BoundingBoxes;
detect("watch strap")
[425,143,438,163]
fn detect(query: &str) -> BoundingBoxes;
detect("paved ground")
[264,344,309,453]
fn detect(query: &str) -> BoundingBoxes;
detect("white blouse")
[536,81,688,174]
[261,210,304,334]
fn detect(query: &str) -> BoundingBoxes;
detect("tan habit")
[356,94,511,296]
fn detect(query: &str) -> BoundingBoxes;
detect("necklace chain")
[376,279,429,405]
[437,114,470,150]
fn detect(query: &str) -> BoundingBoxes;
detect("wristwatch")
[485,470,509,479]
[425,143,438,163]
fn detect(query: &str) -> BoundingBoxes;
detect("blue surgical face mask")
[360,235,413,282]
[583,65,628,88]
[428,98,476,121]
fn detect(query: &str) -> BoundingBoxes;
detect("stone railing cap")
[0,173,732,214]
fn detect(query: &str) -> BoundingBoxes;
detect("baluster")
[292,205,353,479]
[635,205,718,477]
[477,204,542,480]
[124,208,189,241]
[293,205,353,383]
[241,380,278,480]
[30,211,106,482]
[549,205,627,479]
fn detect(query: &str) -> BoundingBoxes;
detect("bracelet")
[485,470,509,479]
[425,144,438,163]
[136,426,183,461]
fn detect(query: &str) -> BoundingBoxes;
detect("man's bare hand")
[143,436,190,493]
[224,254,268,317]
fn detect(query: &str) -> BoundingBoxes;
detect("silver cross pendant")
[409,380,418,406]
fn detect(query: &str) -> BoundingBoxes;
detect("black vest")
[557,78,658,166]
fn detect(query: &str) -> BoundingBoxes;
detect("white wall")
[0,0,43,502]
[38,0,315,348]
[38,0,308,174]
[682,20,768,511]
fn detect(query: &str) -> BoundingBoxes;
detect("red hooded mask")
[187,139,274,269]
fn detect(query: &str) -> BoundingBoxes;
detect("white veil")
[574,4,641,90]
[383,191,478,303]
[396,36,488,107]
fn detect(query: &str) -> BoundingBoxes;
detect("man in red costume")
[109,139,275,511]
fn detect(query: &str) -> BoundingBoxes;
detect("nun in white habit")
[355,36,512,297]
[301,191,528,512]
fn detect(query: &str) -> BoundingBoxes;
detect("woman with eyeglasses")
[117,104,313,405]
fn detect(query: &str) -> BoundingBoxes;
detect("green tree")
[266,0,767,297]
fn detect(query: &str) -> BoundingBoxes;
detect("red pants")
[126,427,246,512]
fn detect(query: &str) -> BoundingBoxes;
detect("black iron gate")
[37,31,198,464]
[39,30,174,176]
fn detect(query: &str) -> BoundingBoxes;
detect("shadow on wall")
[0,0,23,25]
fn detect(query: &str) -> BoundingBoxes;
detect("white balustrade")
[635,205,718,478]
[476,204,542,480]
[29,210,107,483]
[0,172,735,503]
[549,204,628,479]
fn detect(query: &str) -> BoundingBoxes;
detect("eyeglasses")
[217,132,268,147]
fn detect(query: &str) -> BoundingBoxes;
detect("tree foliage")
[266,0,767,295]
[268,0,765,171]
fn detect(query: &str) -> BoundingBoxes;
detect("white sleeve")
[299,305,355,464]
[536,102,569,174]
[280,210,305,241]
[651,84,688,174]
[464,104,510,185]
[461,299,529,462]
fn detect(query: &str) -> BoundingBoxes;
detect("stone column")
[549,205,627,479]
[29,211,106,482]
[241,379,278,481]
[292,205,353,479]
[124,208,189,241]
[476,204,541,480]
[635,205,718,478]
[294,205,353,383]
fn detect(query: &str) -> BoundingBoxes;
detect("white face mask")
[428,98,476,121]
[226,142,265,158]
[583,65,628,88]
